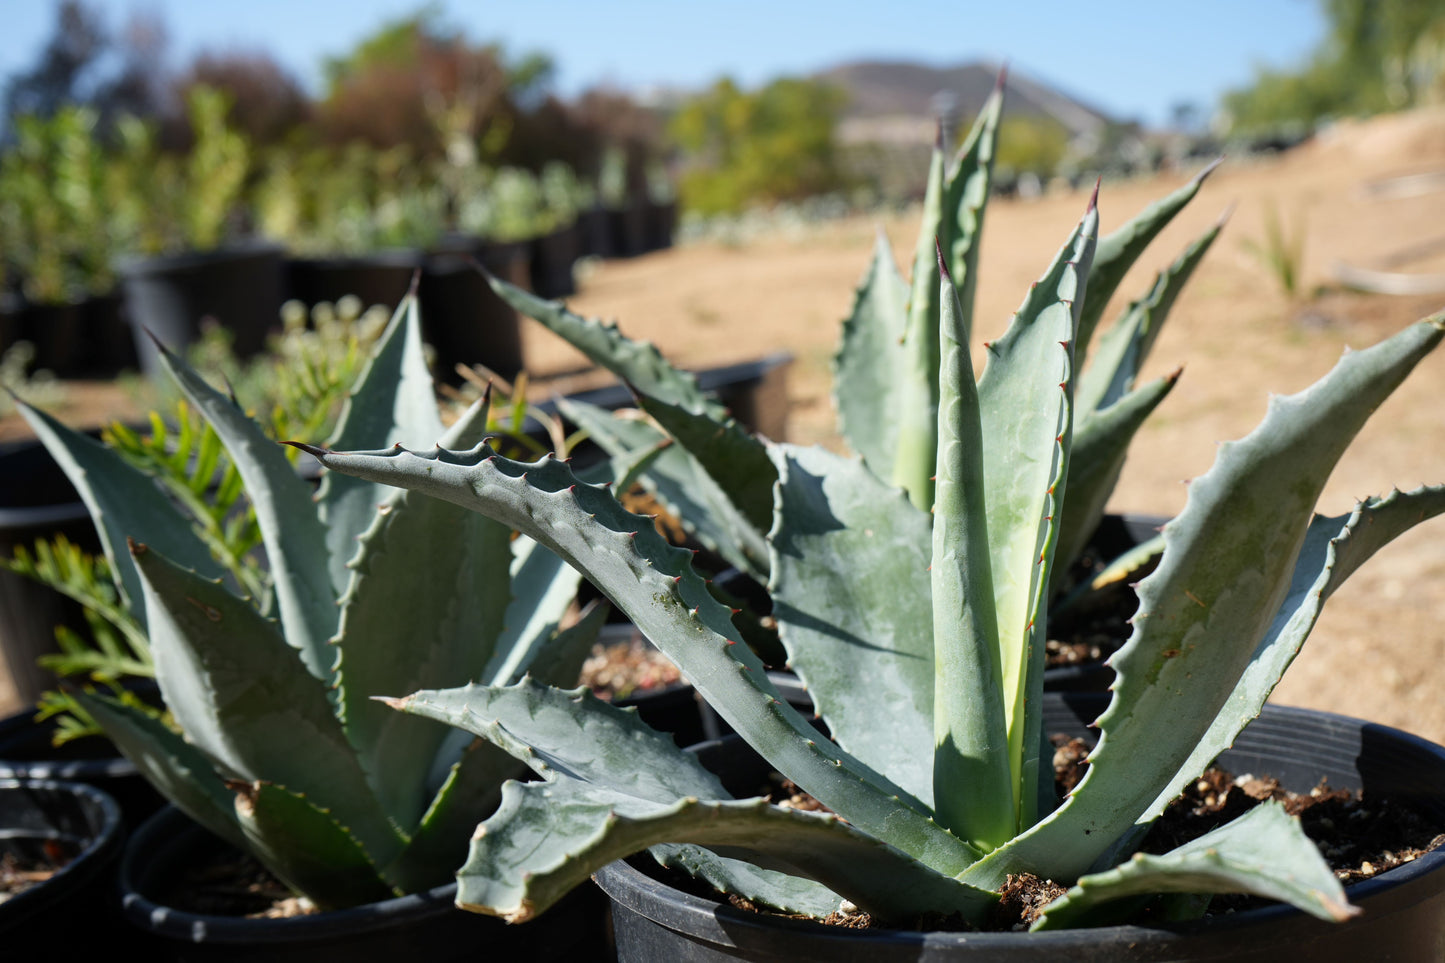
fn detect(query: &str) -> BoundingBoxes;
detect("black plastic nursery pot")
[643,200,678,252]
[529,224,583,300]
[20,293,139,378]
[0,436,100,705]
[120,805,615,962]
[0,778,127,954]
[117,242,286,381]
[420,238,530,384]
[606,201,650,259]
[596,692,1445,962]
[579,206,615,260]
[14,299,84,377]
[78,291,140,377]
[284,251,421,314]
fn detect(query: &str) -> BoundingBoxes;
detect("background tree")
[2,1,167,144]
[668,76,847,215]
[172,51,311,148]
[1221,0,1445,135]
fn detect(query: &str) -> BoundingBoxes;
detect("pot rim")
[0,777,125,922]
[595,698,1445,951]
[118,805,466,942]
[114,240,285,276]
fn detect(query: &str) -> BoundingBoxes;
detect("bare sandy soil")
[5,108,1445,741]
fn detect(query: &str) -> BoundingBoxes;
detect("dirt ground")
[6,107,1445,742]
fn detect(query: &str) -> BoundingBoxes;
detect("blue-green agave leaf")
[767,443,935,807]
[559,397,768,576]
[929,255,1013,849]
[1053,371,1179,583]
[1033,802,1353,930]
[452,777,994,923]
[317,294,444,596]
[941,68,1003,342]
[73,689,245,851]
[17,400,223,628]
[963,316,1445,889]
[974,196,1096,828]
[131,540,406,871]
[1140,483,1445,820]
[834,231,910,476]
[387,737,526,895]
[485,273,726,417]
[154,339,339,681]
[649,845,844,918]
[890,138,947,509]
[634,390,776,537]
[302,443,979,874]
[233,781,399,910]
[330,397,513,829]
[1076,159,1219,357]
[1076,215,1223,417]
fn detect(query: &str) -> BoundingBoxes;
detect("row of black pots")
[3,199,680,382]
[0,291,137,380]
[12,693,1440,961]
[114,239,528,387]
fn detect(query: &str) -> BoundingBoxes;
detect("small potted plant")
[14,297,610,957]
[112,86,284,381]
[0,107,133,377]
[0,778,126,954]
[258,141,436,313]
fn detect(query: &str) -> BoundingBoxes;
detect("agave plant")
[299,181,1445,925]
[479,81,1219,610]
[13,298,605,909]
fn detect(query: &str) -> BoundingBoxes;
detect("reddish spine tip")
[935,237,952,282]
[1087,178,1101,213]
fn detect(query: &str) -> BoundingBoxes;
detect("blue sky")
[1,0,1328,127]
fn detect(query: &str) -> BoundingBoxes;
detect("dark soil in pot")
[1044,513,1167,692]
[0,778,127,954]
[583,623,721,748]
[121,805,614,962]
[596,692,1445,962]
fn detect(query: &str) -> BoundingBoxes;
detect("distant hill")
[814,60,1119,145]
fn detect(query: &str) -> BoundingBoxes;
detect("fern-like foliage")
[0,536,162,743]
